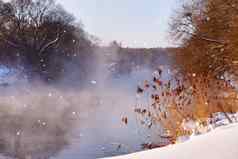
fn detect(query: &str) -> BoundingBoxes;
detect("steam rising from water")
[0,86,81,159]
[0,48,172,159]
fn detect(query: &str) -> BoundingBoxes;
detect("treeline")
[0,0,94,82]
[116,48,171,74]
[101,42,172,76]
[0,0,172,85]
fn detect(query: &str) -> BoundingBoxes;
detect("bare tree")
[0,0,92,81]
[170,0,238,77]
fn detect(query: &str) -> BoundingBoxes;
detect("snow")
[103,123,238,159]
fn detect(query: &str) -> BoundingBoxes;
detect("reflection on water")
[0,69,169,159]
[0,86,79,159]
[52,70,168,159]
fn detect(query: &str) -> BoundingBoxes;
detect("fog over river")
[0,50,172,159]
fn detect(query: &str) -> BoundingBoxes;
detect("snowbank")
[103,123,238,159]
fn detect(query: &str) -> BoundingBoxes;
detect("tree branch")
[177,29,225,44]
[39,36,59,54]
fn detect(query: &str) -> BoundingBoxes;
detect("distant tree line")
[103,41,172,76]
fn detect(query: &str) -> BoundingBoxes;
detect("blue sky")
[58,0,180,48]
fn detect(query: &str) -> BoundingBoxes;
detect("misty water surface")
[0,52,172,159]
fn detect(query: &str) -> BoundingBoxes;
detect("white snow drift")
[104,122,238,159]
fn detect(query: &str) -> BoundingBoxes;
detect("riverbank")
[104,122,238,159]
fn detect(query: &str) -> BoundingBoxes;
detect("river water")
[0,50,172,159]
[0,68,169,159]
[53,69,168,159]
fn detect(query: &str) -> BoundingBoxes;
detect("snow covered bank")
[103,123,238,159]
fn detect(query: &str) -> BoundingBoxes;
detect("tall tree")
[0,0,92,81]
[170,0,238,77]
